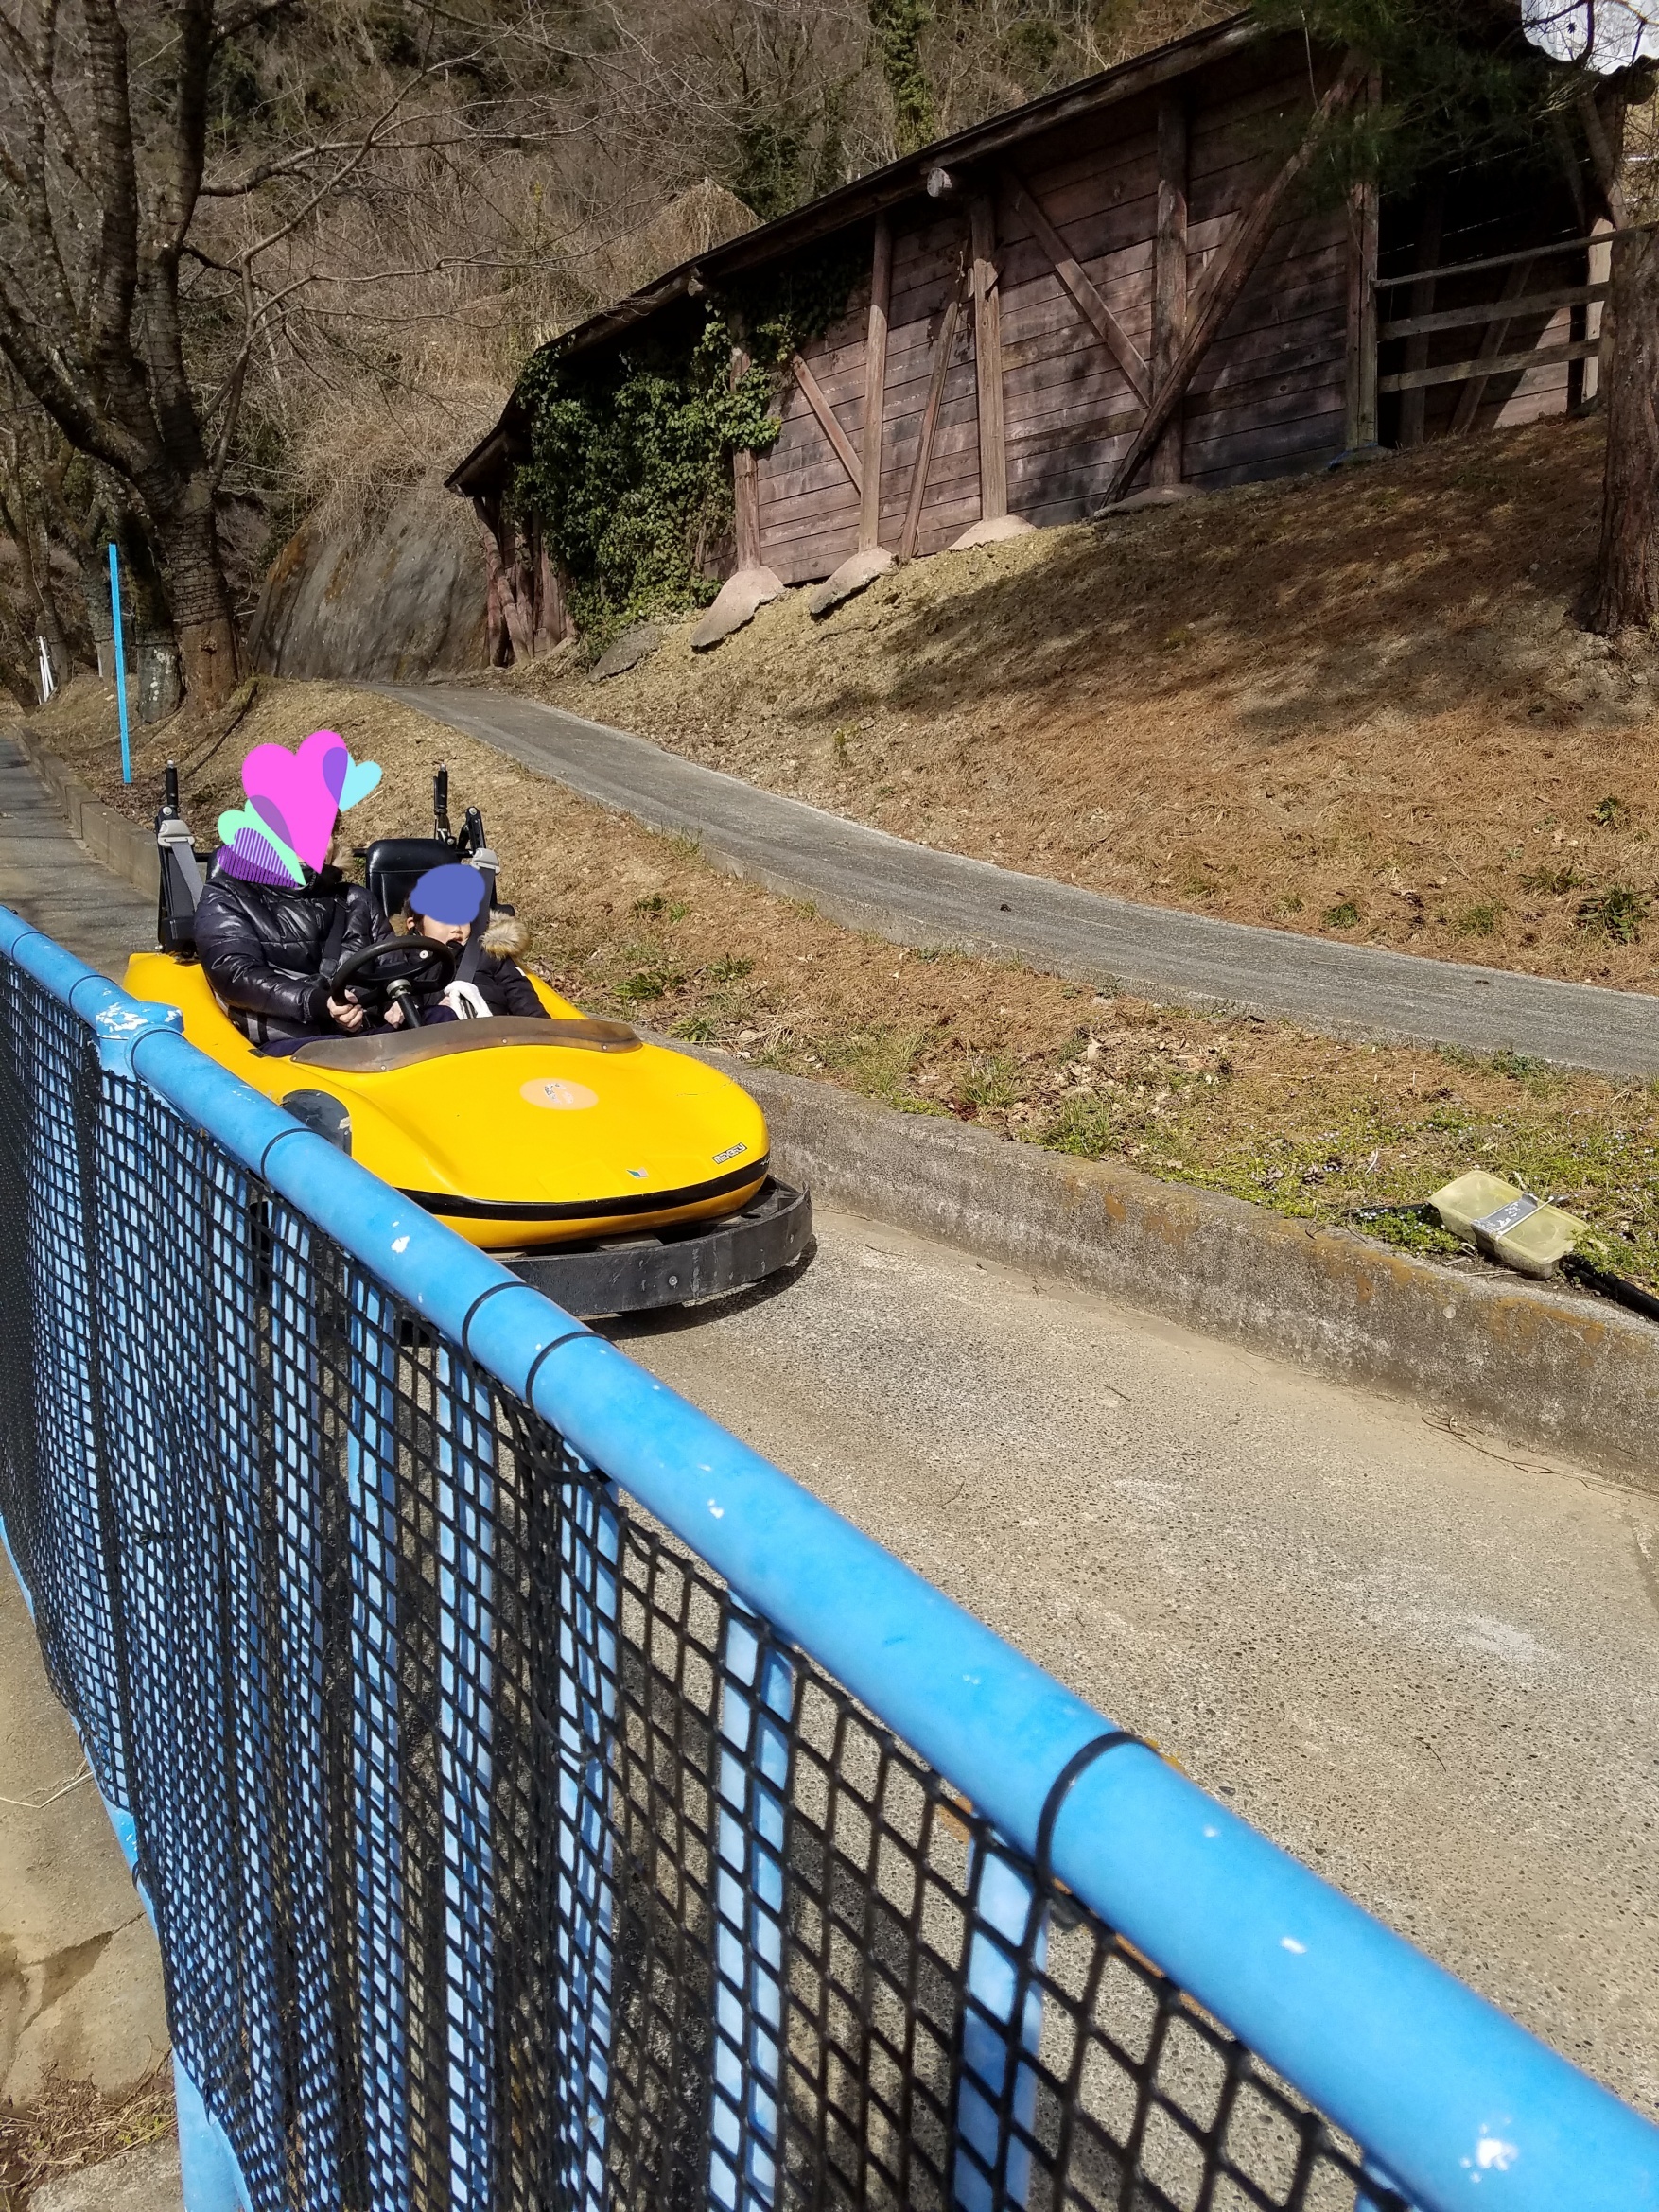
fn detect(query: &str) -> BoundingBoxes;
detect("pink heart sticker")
[239,730,348,871]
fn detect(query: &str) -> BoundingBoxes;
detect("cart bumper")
[506,1178,813,1317]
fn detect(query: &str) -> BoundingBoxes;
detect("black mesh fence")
[0,948,1399,2212]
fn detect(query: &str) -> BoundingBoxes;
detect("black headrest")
[363,838,456,925]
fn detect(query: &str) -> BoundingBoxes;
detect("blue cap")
[410,862,489,925]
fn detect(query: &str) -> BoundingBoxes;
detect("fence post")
[263,1201,345,2205]
[432,1346,500,2209]
[709,1601,794,2211]
[174,2058,248,2212]
[345,1274,413,2207]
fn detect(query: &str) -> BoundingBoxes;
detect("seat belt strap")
[320,891,350,985]
[455,901,489,988]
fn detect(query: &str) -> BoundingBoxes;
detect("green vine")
[514,241,864,652]
[725,234,868,369]
[867,0,937,155]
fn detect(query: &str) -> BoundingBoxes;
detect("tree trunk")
[173,613,236,711]
[148,487,239,710]
[1590,225,1659,636]
[0,473,76,683]
[0,598,36,709]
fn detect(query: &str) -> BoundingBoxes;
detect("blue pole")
[108,542,131,785]
[4,910,1658,2212]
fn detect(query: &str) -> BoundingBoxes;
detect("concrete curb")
[717,1054,1659,1494]
[14,724,159,902]
[31,2137,183,2212]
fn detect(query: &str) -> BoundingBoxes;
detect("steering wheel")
[328,936,457,1007]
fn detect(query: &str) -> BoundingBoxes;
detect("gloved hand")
[441,980,492,1020]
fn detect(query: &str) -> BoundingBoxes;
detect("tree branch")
[199,116,513,197]
[0,264,148,479]
[236,68,449,269]
[77,0,144,382]
[0,5,96,194]
[208,262,257,489]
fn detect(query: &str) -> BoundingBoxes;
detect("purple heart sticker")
[252,794,295,850]
[223,828,301,886]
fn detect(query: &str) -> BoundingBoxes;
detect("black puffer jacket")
[195,867,387,1046]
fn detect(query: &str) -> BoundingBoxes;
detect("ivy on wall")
[514,236,865,652]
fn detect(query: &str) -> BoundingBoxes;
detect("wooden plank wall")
[756,41,1352,583]
[1375,162,1585,443]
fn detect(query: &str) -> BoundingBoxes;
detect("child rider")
[393,861,550,1023]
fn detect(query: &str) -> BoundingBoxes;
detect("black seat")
[364,838,473,924]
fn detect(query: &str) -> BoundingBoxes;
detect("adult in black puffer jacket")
[195,863,389,1050]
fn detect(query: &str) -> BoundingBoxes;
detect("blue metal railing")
[1,898,1655,2212]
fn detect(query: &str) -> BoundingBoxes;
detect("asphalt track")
[389,681,1659,1080]
[610,1218,1659,2121]
[6,729,1658,2125]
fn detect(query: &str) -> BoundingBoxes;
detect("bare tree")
[0,399,76,688]
[0,0,261,705]
[0,0,528,708]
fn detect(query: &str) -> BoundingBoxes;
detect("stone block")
[690,567,785,651]
[807,547,895,618]
[589,622,665,680]
[947,514,1036,551]
[31,2135,183,2212]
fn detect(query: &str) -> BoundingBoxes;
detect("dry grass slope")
[518,415,1659,993]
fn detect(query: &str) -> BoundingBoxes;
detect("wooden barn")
[450,13,1609,657]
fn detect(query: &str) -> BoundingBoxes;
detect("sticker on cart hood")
[711,1143,749,1164]
[519,1078,598,1111]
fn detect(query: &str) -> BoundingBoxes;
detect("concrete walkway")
[0,738,178,2209]
[0,735,154,979]
[389,683,1659,1081]
[1,1558,177,2195]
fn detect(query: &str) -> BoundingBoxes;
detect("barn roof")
[446,11,1259,496]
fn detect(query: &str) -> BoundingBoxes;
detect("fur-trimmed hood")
[483,913,530,958]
